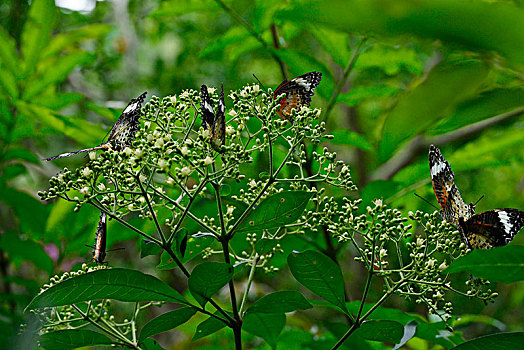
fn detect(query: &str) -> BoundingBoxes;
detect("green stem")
[239,254,259,315]
[136,174,167,245]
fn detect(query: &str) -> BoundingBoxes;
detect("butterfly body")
[274,72,322,122]
[45,92,147,161]
[200,84,225,153]
[428,144,475,226]
[92,212,107,264]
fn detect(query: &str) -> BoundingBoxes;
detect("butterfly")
[92,211,107,264]
[45,92,147,161]
[458,209,524,249]
[429,145,524,249]
[273,71,322,122]
[429,144,475,227]
[200,84,225,153]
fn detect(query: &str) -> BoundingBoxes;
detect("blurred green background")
[0,0,523,348]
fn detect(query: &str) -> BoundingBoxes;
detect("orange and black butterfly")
[429,145,524,249]
[92,212,107,264]
[273,72,322,122]
[45,92,147,161]
[200,84,225,153]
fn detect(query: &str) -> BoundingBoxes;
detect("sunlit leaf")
[246,291,312,314]
[139,307,197,342]
[140,239,163,258]
[237,191,312,233]
[450,332,524,350]
[188,262,233,307]
[329,129,374,153]
[39,330,113,350]
[26,268,187,310]
[309,26,351,67]
[288,250,348,314]
[193,314,227,341]
[243,312,286,349]
[446,246,524,283]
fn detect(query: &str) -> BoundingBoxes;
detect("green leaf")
[450,332,524,350]
[42,24,111,60]
[0,231,53,275]
[4,147,40,164]
[200,26,250,58]
[237,191,312,233]
[378,60,489,162]
[34,92,84,110]
[188,262,233,307]
[309,26,351,67]
[445,246,524,283]
[25,268,187,311]
[39,330,113,350]
[393,320,417,350]
[141,338,165,350]
[254,238,279,254]
[357,320,404,343]
[0,27,20,77]
[246,291,312,314]
[243,312,286,349]
[23,52,94,100]
[337,84,401,107]
[287,250,348,314]
[139,307,197,342]
[21,0,56,76]
[429,88,524,135]
[157,234,215,269]
[296,0,524,67]
[0,65,18,100]
[329,130,374,153]
[175,228,188,257]
[140,239,163,258]
[193,315,227,341]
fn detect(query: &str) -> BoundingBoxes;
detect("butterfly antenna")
[252,74,267,91]
[414,193,440,210]
[473,195,484,206]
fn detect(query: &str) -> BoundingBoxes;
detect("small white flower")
[153,130,161,138]
[154,138,164,148]
[252,84,260,93]
[134,149,143,158]
[240,89,249,98]
[227,206,235,215]
[123,147,133,156]
[181,146,189,156]
[226,125,235,135]
[315,109,322,117]
[180,166,191,176]
[249,180,257,187]
[373,198,383,207]
[170,95,177,104]
[439,261,448,271]
[228,109,237,117]
[180,91,190,98]
[80,187,89,196]
[158,159,169,171]
[203,156,213,166]
[147,134,154,141]
[128,204,134,211]
[201,129,210,138]
[144,121,151,130]
[379,248,387,259]
[88,151,97,160]
[97,183,106,191]
[165,177,174,185]
[81,167,92,178]
[416,237,424,247]
[139,174,147,183]
[207,87,216,94]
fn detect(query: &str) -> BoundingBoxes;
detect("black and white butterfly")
[200,84,225,153]
[45,92,147,161]
[92,211,107,264]
[429,145,524,249]
[273,71,322,122]
[458,208,524,250]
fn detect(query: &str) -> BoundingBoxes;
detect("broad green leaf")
[329,130,374,153]
[445,246,524,283]
[188,262,233,307]
[360,180,402,206]
[0,231,53,275]
[34,92,84,110]
[246,291,312,314]
[141,338,165,350]
[429,88,524,135]
[25,268,187,310]
[243,312,286,349]
[39,330,112,350]
[254,238,279,254]
[0,27,20,76]
[309,26,351,67]
[193,315,227,341]
[175,228,188,257]
[292,0,524,67]
[157,234,215,269]
[451,332,524,350]
[139,307,197,342]
[393,320,417,350]
[288,250,348,314]
[0,66,18,100]
[42,24,111,60]
[337,84,401,107]
[452,314,505,331]
[357,320,404,343]
[0,188,49,237]
[237,191,312,233]
[140,239,163,258]
[272,49,335,100]
[415,321,464,348]
[355,44,423,76]
[4,147,40,164]
[21,0,56,76]
[378,60,489,162]
[200,26,250,58]
[345,301,422,326]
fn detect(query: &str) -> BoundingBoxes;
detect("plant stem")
[136,174,167,245]
[239,254,259,315]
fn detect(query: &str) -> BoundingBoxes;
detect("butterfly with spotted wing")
[273,72,322,122]
[200,84,225,153]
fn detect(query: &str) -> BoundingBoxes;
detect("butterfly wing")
[459,209,524,249]
[274,71,322,121]
[201,84,225,153]
[107,91,147,148]
[93,212,107,264]
[429,145,474,226]
[200,85,215,130]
